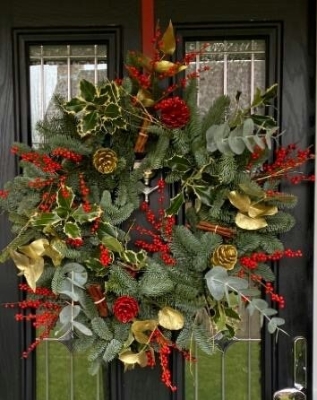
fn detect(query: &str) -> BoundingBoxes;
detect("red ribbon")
[141,0,154,55]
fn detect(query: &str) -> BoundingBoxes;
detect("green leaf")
[267,317,285,333]
[101,234,124,253]
[59,304,80,324]
[57,185,75,210]
[62,262,88,288]
[79,111,98,136]
[166,155,191,172]
[63,97,87,113]
[165,192,184,215]
[205,267,228,300]
[228,125,245,154]
[72,321,93,336]
[64,221,81,239]
[31,212,61,227]
[72,204,103,223]
[104,103,120,120]
[80,79,97,102]
[193,185,214,207]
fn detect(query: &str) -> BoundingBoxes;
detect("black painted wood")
[0,1,315,399]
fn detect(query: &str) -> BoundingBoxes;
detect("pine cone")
[93,148,118,174]
[212,244,238,270]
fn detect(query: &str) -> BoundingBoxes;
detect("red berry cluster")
[28,177,55,189]
[0,189,9,198]
[125,65,151,89]
[15,149,62,174]
[99,245,112,266]
[38,191,56,212]
[66,238,84,247]
[135,179,176,265]
[91,217,101,234]
[239,249,302,270]
[78,173,91,212]
[264,282,285,308]
[155,96,190,129]
[257,144,314,183]
[5,283,61,358]
[51,147,83,163]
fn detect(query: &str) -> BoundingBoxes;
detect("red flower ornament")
[113,296,139,323]
[155,96,190,129]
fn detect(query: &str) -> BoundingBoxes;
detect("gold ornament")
[119,349,148,368]
[212,244,238,270]
[228,190,278,230]
[131,319,158,344]
[9,238,64,291]
[158,306,185,330]
[93,148,118,174]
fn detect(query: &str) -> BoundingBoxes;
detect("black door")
[0,1,315,399]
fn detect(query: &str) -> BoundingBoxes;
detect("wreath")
[0,22,313,390]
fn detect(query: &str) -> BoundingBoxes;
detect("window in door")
[14,27,121,400]
[175,24,280,400]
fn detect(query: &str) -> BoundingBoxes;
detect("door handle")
[273,337,307,399]
[273,388,306,399]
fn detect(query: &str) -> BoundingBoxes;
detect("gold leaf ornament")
[93,148,118,174]
[119,349,148,368]
[211,244,238,270]
[228,191,278,230]
[9,239,50,291]
[158,306,185,330]
[131,319,158,344]
[159,20,176,55]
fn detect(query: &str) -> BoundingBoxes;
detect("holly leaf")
[80,79,97,102]
[79,111,98,136]
[63,97,87,113]
[64,221,81,239]
[101,234,123,253]
[72,204,103,224]
[57,185,74,210]
[165,192,184,216]
[31,212,61,227]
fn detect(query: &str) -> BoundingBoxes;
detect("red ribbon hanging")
[141,0,154,55]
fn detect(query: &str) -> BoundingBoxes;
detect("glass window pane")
[29,44,108,144]
[185,38,266,400]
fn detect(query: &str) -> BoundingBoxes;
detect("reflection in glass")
[29,44,108,143]
[185,40,266,114]
[184,38,266,400]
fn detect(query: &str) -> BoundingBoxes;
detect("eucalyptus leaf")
[72,320,93,336]
[59,304,81,324]
[205,267,228,301]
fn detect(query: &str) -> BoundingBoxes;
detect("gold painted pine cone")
[212,244,238,270]
[93,148,118,174]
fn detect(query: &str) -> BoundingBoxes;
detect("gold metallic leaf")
[159,20,176,55]
[10,249,44,291]
[158,306,184,330]
[119,349,148,367]
[136,88,155,108]
[153,60,187,75]
[131,320,158,344]
[43,239,64,266]
[248,203,278,218]
[228,191,251,213]
[235,212,268,230]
